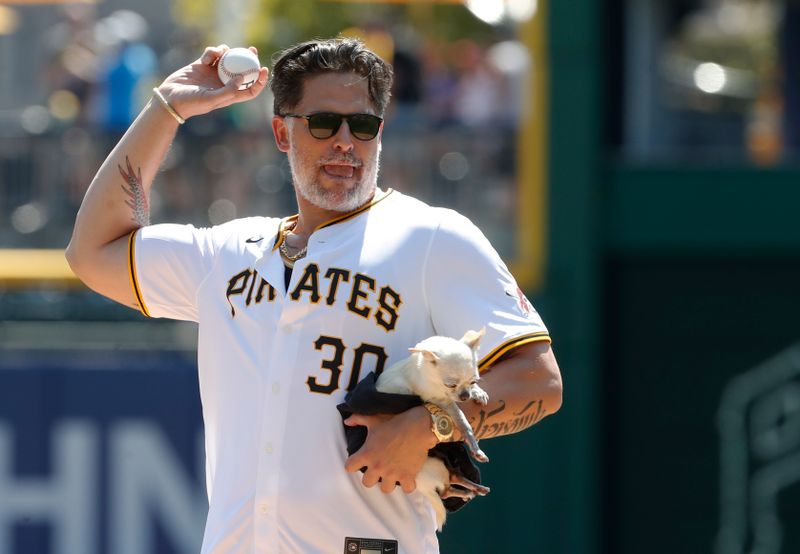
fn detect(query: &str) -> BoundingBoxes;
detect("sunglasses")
[282,112,383,141]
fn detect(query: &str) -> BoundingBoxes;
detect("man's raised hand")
[155,45,269,122]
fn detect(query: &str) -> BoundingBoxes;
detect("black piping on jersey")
[127,229,151,318]
[478,331,551,373]
[271,189,395,253]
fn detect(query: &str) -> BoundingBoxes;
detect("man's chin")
[300,182,375,213]
[305,190,369,213]
[318,195,369,213]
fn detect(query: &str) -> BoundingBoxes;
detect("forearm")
[344,342,561,492]
[64,46,267,308]
[68,98,178,260]
[462,341,562,440]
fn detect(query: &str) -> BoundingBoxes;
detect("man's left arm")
[345,210,562,492]
[344,340,562,492]
[464,340,561,440]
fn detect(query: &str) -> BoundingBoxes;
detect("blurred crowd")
[0,5,528,257]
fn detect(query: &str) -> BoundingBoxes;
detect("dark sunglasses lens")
[307,113,341,139]
[348,115,381,140]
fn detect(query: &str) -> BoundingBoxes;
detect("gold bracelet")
[152,87,185,124]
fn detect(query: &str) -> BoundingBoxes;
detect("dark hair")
[270,38,393,116]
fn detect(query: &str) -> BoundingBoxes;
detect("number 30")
[307,335,388,395]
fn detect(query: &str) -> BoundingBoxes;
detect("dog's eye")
[446,384,457,389]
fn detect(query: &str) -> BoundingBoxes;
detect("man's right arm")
[65,45,268,309]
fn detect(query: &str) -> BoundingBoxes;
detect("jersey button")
[260,503,268,515]
[272,383,280,394]
[264,443,273,454]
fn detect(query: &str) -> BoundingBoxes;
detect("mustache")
[318,155,362,168]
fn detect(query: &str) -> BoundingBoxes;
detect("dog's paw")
[472,448,490,463]
[472,387,489,406]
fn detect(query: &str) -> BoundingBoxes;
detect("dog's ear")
[460,327,485,350]
[409,347,439,364]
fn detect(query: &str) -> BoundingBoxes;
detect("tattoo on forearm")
[118,156,150,226]
[471,399,547,439]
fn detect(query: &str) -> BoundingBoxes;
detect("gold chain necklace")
[279,227,307,263]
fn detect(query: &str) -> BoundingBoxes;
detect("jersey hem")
[478,332,551,372]
[127,229,151,318]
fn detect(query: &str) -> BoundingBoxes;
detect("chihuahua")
[375,328,491,530]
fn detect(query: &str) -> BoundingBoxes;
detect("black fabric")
[336,372,483,513]
[283,264,292,292]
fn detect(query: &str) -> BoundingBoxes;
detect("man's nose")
[332,120,355,152]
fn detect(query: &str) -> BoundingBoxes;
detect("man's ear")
[272,116,291,153]
[409,348,439,364]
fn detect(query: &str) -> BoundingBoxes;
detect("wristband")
[152,88,185,124]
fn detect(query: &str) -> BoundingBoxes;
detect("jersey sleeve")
[128,223,219,321]
[424,210,550,371]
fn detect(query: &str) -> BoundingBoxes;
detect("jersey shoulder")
[383,190,474,233]
[206,216,282,250]
[384,192,499,273]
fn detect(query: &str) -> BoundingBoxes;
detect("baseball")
[217,47,261,90]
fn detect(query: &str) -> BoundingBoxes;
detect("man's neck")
[292,189,379,240]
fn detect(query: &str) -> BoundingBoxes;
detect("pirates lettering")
[226,268,277,316]
[224,265,402,331]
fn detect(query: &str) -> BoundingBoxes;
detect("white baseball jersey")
[128,188,550,554]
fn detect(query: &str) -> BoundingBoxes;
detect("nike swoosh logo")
[245,237,263,244]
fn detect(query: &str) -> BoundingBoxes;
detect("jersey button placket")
[254,300,299,550]
[252,287,286,551]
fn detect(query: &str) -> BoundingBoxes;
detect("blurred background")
[1,0,798,552]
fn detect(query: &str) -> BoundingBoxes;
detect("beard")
[288,146,381,213]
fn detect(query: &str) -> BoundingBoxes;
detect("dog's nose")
[459,390,471,401]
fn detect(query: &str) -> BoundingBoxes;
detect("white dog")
[375,328,491,530]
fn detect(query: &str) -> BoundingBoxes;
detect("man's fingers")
[400,479,416,494]
[379,479,396,494]
[344,414,371,427]
[361,471,380,488]
[228,75,246,92]
[344,415,362,426]
[232,67,269,101]
[257,67,269,86]
[200,48,214,65]
[200,44,230,66]
[344,453,364,473]
[206,75,254,105]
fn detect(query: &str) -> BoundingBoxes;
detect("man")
[66,39,562,554]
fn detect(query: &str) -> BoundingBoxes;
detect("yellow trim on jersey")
[478,332,551,373]
[272,190,394,252]
[316,188,394,230]
[127,230,151,318]
[272,215,300,252]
